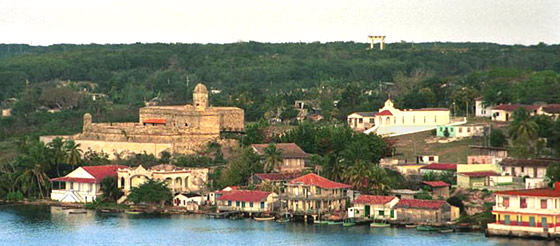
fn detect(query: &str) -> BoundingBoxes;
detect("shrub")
[6,191,24,201]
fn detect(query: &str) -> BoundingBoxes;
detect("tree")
[489,128,507,147]
[100,176,123,202]
[263,143,283,173]
[47,137,66,177]
[127,179,172,207]
[508,108,539,158]
[219,147,262,187]
[546,163,560,185]
[64,140,83,169]
[14,142,51,198]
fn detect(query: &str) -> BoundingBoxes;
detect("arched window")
[184,177,189,188]
[385,117,391,125]
[120,177,125,188]
[402,117,404,124]
[175,177,182,188]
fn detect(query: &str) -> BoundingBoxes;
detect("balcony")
[492,205,560,215]
[279,194,346,201]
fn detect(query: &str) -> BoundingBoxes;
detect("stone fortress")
[41,83,244,159]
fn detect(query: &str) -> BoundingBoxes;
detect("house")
[347,112,377,132]
[217,190,278,213]
[491,104,541,122]
[348,195,399,221]
[488,182,560,238]
[207,186,240,206]
[1,108,11,117]
[117,164,209,195]
[475,97,492,117]
[394,199,456,224]
[469,145,508,159]
[422,181,450,199]
[283,173,351,218]
[395,164,425,176]
[415,154,439,164]
[456,163,502,189]
[365,99,451,137]
[251,143,310,173]
[542,104,560,120]
[173,193,203,211]
[390,189,421,200]
[50,165,126,203]
[499,158,560,189]
[250,172,302,187]
[419,163,457,175]
[467,155,502,165]
[436,124,485,138]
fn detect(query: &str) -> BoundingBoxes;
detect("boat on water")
[417,225,438,231]
[327,221,343,225]
[68,210,87,214]
[404,224,417,228]
[370,222,390,228]
[276,218,290,223]
[125,210,143,215]
[439,228,454,233]
[342,218,355,227]
[254,217,275,221]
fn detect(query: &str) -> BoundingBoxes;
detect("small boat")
[313,220,323,224]
[68,210,87,214]
[343,218,356,227]
[254,216,275,221]
[125,210,143,215]
[100,209,113,213]
[370,222,390,228]
[404,224,417,228]
[417,225,438,231]
[276,218,290,223]
[327,220,343,225]
[439,228,454,233]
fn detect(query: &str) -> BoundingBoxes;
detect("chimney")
[555,182,560,191]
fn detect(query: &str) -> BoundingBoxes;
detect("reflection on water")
[0,205,555,246]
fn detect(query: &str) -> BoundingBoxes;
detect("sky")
[1,0,559,46]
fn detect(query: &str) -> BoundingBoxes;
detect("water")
[0,205,554,246]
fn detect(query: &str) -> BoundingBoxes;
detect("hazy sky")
[1,0,559,45]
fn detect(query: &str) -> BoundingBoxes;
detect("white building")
[117,164,208,195]
[474,97,492,117]
[50,165,126,203]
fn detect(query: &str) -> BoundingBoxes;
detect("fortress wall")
[217,108,244,131]
[74,139,173,159]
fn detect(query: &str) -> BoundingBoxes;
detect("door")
[529,216,535,227]
[504,215,510,225]
[364,205,371,218]
[542,217,548,229]
[390,209,395,218]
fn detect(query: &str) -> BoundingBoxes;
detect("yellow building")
[488,183,560,238]
[456,163,501,189]
[117,164,208,195]
[347,112,376,132]
[283,173,351,218]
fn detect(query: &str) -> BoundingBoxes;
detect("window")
[242,202,246,207]
[429,156,434,161]
[228,201,232,206]
[369,118,374,123]
[359,118,363,124]
[260,202,265,209]
[423,116,426,123]
[434,116,437,123]
[520,198,527,208]
[450,128,453,132]
[236,201,240,207]
[467,127,471,133]
[458,127,462,133]
[503,197,509,208]
[521,167,525,172]
[541,199,547,209]
[412,116,415,123]
[316,188,321,195]
[250,202,254,208]
[379,210,384,216]
[402,117,404,124]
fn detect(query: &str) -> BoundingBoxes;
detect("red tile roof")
[254,172,302,181]
[217,190,272,202]
[495,188,560,198]
[542,104,560,114]
[288,173,351,189]
[458,171,499,177]
[376,110,393,116]
[143,118,166,124]
[410,108,449,111]
[419,163,457,171]
[492,104,541,112]
[422,181,450,187]
[396,199,447,210]
[51,165,126,184]
[251,143,310,159]
[353,195,396,205]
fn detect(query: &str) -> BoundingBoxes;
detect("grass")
[389,130,485,163]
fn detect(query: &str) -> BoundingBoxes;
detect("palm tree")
[343,160,371,193]
[368,166,392,195]
[47,137,66,176]
[64,140,83,169]
[263,143,283,173]
[508,108,539,157]
[15,142,52,198]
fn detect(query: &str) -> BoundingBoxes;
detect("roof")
[419,163,457,171]
[376,110,393,116]
[353,195,396,205]
[458,171,499,177]
[500,158,560,168]
[542,104,560,114]
[396,199,447,210]
[254,172,302,181]
[143,118,166,124]
[251,143,310,159]
[469,145,508,151]
[351,112,377,117]
[409,108,449,112]
[495,188,560,198]
[422,181,450,187]
[492,104,541,112]
[216,190,272,202]
[51,165,126,184]
[288,173,351,189]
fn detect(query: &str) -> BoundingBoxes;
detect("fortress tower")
[193,83,208,111]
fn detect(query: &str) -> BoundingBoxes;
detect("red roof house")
[422,181,450,187]
[50,165,126,184]
[419,163,458,171]
[376,110,393,116]
[288,173,351,189]
[50,165,126,203]
[353,195,398,205]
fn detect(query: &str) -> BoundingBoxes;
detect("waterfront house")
[117,164,209,195]
[348,195,399,221]
[173,192,203,211]
[394,199,455,224]
[488,182,560,238]
[419,163,457,175]
[207,186,239,206]
[217,190,278,213]
[347,112,377,132]
[251,143,310,173]
[50,165,126,203]
[422,181,450,199]
[283,173,351,218]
